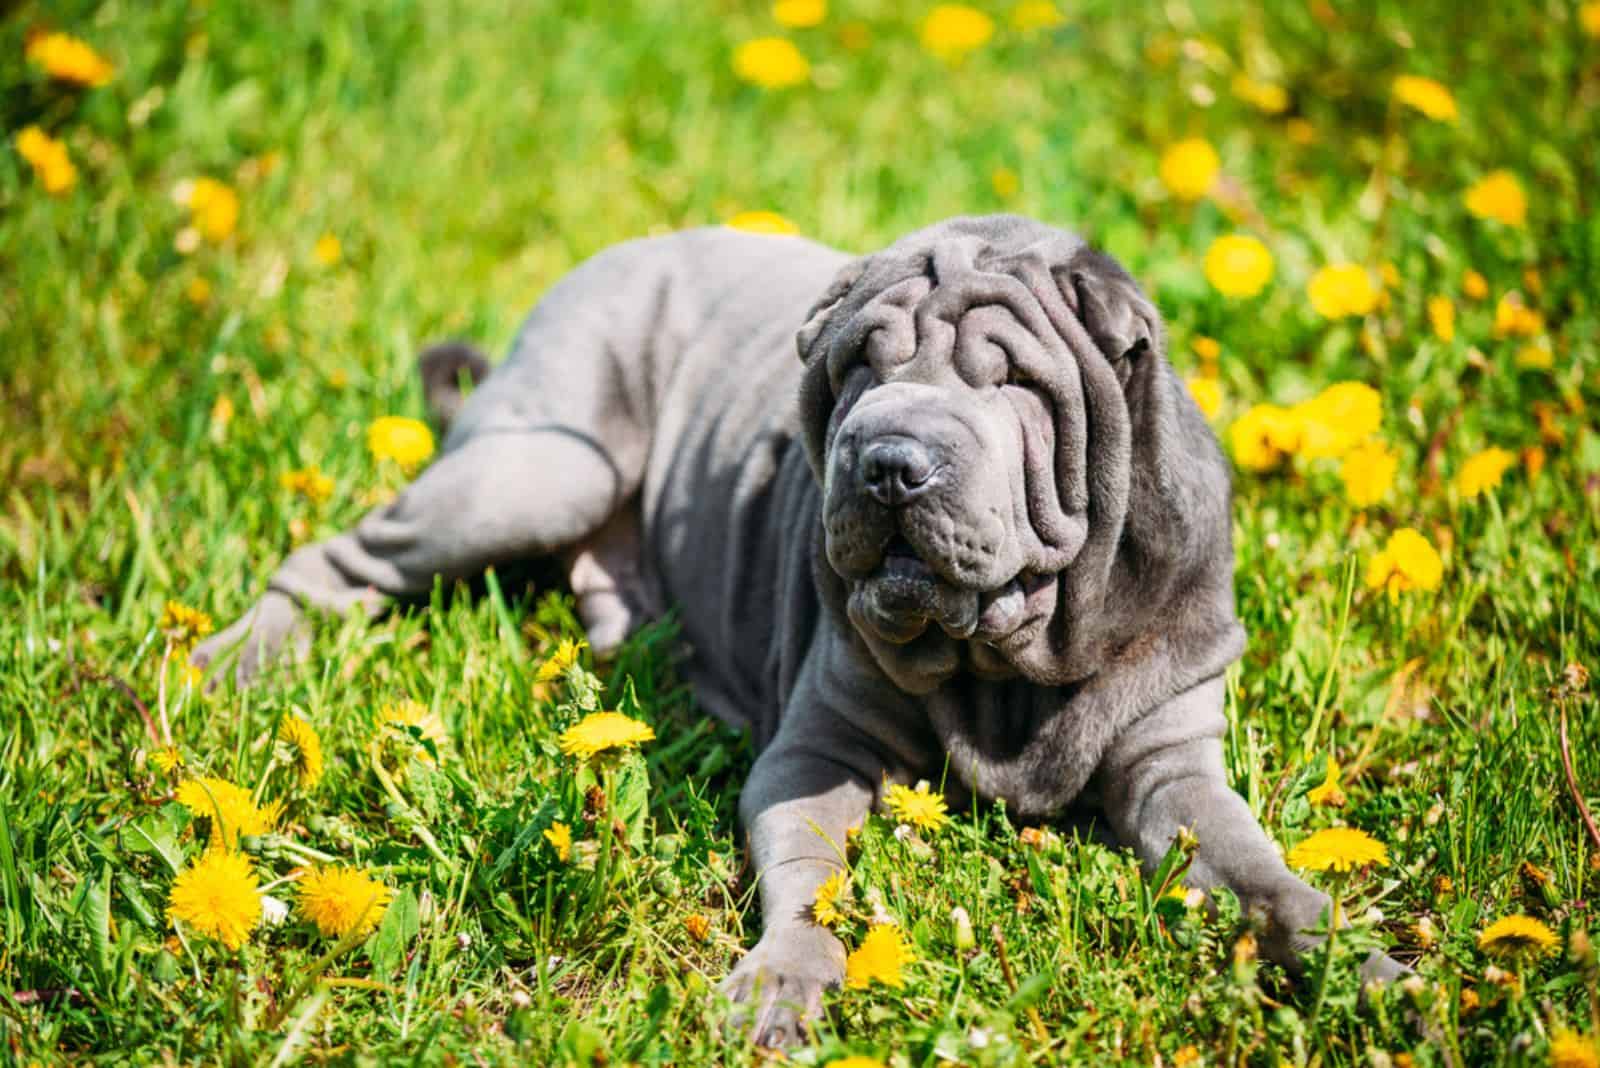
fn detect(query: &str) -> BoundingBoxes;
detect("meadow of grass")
[4,0,1600,1063]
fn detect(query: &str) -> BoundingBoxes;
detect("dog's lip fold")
[848,539,1056,651]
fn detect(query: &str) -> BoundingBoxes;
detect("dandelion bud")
[1176,826,1200,854]
[951,906,976,951]
[1571,928,1596,972]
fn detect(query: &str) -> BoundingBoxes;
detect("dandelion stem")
[368,743,451,866]
[1301,557,1356,760]
[1308,883,1342,1030]
[156,640,173,747]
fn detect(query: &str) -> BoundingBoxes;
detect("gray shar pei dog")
[196,214,1402,1044]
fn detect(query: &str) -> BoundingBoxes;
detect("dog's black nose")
[859,435,936,506]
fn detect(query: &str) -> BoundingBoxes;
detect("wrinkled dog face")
[798,217,1163,694]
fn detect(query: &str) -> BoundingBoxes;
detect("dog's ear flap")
[420,341,492,431]
[796,259,867,363]
[1068,250,1163,370]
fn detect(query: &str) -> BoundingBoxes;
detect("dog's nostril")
[859,435,936,506]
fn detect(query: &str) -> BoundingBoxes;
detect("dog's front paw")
[720,924,845,1048]
[190,590,310,690]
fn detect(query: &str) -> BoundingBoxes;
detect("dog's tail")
[419,341,491,432]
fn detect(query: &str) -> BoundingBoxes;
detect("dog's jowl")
[195,215,1402,1046]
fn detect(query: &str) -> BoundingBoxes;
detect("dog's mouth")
[845,533,1056,649]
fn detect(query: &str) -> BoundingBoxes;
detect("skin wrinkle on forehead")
[811,230,1106,592]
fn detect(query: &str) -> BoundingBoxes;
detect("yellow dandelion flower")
[278,466,334,506]
[1203,234,1275,299]
[1229,403,1301,471]
[1186,376,1222,421]
[1427,295,1456,342]
[179,177,240,243]
[185,276,212,306]
[544,821,572,862]
[381,699,449,765]
[1365,527,1444,599]
[534,637,587,683]
[684,913,712,942]
[725,210,800,236]
[1551,1030,1600,1068]
[1306,755,1347,807]
[1463,269,1489,301]
[845,923,914,989]
[920,4,995,63]
[1010,1,1066,31]
[152,746,185,775]
[884,780,950,833]
[1454,446,1516,499]
[210,395,235,438]
[280,715,324,788]
[1494,293,1544,338]
[1582,2,1600,37]
[1339,439,1398,507]
[1285,826,1389,873]
[367,416,435,474]
[25,32,115,87]
[296,866,393,939]
[1477,914,1558,962]
[990,165,1020,200]
[1464,170,1527,228]
[813,869,850,927]
[558,711,656,761]
[1391,75,1458,122]
[313,233,342,266]
[1159,138,1221,202]
[829,1059,888,1068]
[1294,381,1382,460]
[1307,263,1379,320]
[1517,342,1555,370]
[1231,73,1289,114]
[732,37,810,89]
[772,0,826,28]
[1191,336,1221,363]
[160,600,214,652]
[14,126,77,196]
[166,849,261,950]
[175,776,282,849]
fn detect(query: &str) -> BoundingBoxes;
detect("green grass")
[4,0,1600,1063]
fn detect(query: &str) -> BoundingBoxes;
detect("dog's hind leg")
[193,427,627,687]
[194,234,722,686]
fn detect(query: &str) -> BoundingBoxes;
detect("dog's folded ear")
[419,341,491,430]
[795,259,866,364]
[1066,249,1162,371]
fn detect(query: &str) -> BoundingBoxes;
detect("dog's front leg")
[1098,676,1405,985]
[721,633,895,1046]
[723,733,871,1047]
